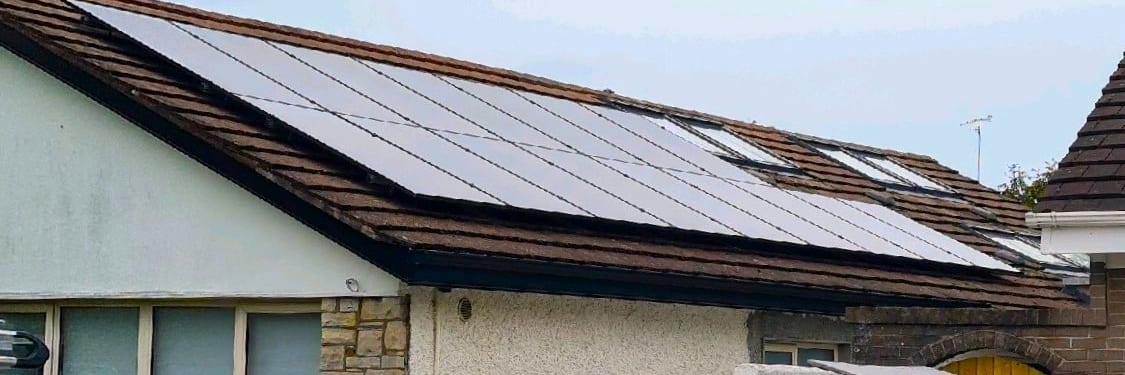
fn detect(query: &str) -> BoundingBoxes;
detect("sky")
[170,0,1125,187]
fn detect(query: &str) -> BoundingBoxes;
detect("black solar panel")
[75,1,1016,271]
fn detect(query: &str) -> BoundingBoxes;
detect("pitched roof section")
[0,0,1079,309]
[1038,53,1125,212]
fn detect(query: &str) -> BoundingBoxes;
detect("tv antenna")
[960,115,993,181]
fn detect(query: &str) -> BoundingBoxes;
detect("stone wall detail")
[320,297,409,375]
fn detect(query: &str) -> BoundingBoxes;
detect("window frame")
[2,301,318,375]
[0,304,56,375]
[658,116,801,172]
[808,143,958,197]
[763,342,839,366]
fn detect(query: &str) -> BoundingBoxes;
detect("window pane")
[863,156,949,191]
[797,348,835,366]
[154,308,235,375]
[695,126,788,165]
[649,117,729,155]
[818,147,902,183]
[764,351,794,365]
[61,308,138,375]
[247,313,319,375]
[0,312,46,375]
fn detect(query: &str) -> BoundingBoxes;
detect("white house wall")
[407,288,751,375]
[0,47,399,299]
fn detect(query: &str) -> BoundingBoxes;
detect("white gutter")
[1027,211,1125,255]
[1026,211,1125,228]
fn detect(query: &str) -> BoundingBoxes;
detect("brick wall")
[320,297,409,375]
[848,307,1106,374]
[844,262,1125,374]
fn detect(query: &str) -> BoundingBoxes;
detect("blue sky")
[172,0,1125,187]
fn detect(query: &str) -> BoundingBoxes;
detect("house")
[839,54,1125,375]
[0,0,1087,374]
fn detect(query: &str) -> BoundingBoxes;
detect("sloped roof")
[0,0,1079,310]
[1038,53,1125,212]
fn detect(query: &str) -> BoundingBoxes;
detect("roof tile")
[0,0,1077,308]
[1088,180,1125,195]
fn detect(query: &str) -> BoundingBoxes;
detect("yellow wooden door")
[942,357,1045,375]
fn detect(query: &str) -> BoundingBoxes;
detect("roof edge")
[1028,210,1125,228]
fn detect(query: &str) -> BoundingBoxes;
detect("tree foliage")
[997,162,1056,209]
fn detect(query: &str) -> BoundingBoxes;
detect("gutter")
[1026,211,1125,228]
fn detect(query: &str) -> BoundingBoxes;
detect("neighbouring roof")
[0,0,1081,311]
[1038,53,1125,213]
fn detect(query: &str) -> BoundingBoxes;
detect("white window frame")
[2,301,318,375]
[764,342,839,366]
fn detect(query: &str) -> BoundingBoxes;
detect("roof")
[0,0,1080,311]
[1038,53,1125,212]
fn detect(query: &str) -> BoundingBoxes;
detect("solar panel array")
[76,2,1015,271]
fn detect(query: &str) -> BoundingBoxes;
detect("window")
[764,343,838,366]
[814,145,952,193]
[60,308,139,375]
[817,147,901,182]
[1,302,318,375]
[983,232,1086,269]
[0,306,52,375]
[650,116,795,168]
[647,116,728,155]
[246,313,320,375]
[152,308,235,375]
[861,156,950,192]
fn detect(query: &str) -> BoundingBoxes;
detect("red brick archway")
[911,330,1062,373]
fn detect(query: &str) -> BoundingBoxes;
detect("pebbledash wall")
[846,262,1121,375]
[404,287,752,375]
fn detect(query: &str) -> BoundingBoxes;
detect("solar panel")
[840,200,1016,271]
[796,194,967,265]
[443,134,660,224]
[667,171,851,247]
[585,106,765,183]
[527,148,730,234]
[175,24,412,124]
[352,120,584,215]
[360,63,567,149]
[604,161,799,241]
[443,79,639,162]
[736,183,918,258]
[646,115,730,155]
[240,97,499,204]
[76,2,312,106]
[517,93,699,171]
[272,43,493,137]
[76,1,1018,272]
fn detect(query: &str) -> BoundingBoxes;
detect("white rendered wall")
[0,47,399,299]
[408,287,751,375]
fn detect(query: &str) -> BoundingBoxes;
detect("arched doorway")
[941,356,1045,375]
[913,331,1061,374]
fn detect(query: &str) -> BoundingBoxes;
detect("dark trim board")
[409,250,983,314]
